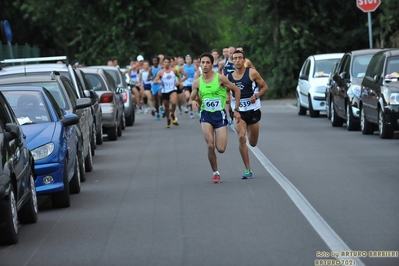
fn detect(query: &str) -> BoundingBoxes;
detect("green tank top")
[199,73,226,112]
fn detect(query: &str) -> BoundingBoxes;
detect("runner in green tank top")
[190,53,242,184]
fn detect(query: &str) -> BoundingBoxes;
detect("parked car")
[0,86,91,208]
[80,68,124,141]
[360,49,399,138]
[75,68,103,147]
[0,73,94,175]
[297,53,344,117]
[0,90,37,245]
[328,49,383,130]
[325,60,341,120]
[0,56,96,170]
[89,66,135,126]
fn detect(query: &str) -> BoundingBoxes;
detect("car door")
[0,94,27,202]
[362,53,384,123]
[334,54,350,117]
[61,77,89,158]
[298,58,311,107]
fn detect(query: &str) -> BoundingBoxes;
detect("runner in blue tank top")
[182,55,199,118]
[227,50,268,179]
[151,56,162,120]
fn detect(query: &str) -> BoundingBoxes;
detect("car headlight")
[348,85,361,99]
[32,143,54,160]
[314,86,326,93]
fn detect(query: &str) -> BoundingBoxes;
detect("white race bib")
[231,97,261,112]
[204,98,222,111]
[239,98,252,111]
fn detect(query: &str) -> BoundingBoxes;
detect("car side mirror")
[5,123,20,140]
[299,75,308,81]
[76,98,92,109]
[339,72,347,80]
[374,75,381,83]
[62,113,79,127]
[84,89,97,99]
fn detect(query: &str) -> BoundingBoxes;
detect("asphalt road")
[1,99,398,266]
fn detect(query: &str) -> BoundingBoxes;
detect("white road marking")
[230,126,365,265]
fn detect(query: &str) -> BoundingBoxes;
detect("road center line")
[230,127,365,265]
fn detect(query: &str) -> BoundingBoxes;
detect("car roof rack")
[0,56,69,65]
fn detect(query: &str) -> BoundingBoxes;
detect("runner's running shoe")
[242,169,252,179]
[189,111,194,119]
[172,118,179,125]
[159,106,165,115]
[167,119,171,128]
[212,174,221,184]
[155,113,160,121]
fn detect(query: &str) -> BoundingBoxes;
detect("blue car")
[0,86,91,208]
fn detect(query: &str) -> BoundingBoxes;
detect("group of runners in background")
[122,46,268,183]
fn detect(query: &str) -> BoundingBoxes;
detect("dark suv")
[329,49,382,130]
[360,49,399,139]
[0,92,37,245]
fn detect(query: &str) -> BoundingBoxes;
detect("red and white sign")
[357,0,381,12]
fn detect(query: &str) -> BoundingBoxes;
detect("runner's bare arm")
[190,78,200,108]
[249,69,268,103]
[174,69,182,88]
[138,71,144,90]
[218,61,224,74]
[179,67,188,83]
[153,70,163,84]
[219,75,241,123]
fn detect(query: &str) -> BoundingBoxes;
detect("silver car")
[89,66,135,126]
[81,68,124,141]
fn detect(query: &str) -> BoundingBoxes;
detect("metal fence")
[0,43,40,60]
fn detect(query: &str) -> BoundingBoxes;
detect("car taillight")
[122,91,128,103]
[100,92,114,103]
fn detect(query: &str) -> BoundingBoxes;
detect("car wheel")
[297,94,306,115]
[121,111,126,130]
[52,158,71,208]
[346,102,360,131]
[96,124,103,145]
[91,123,96,156]
[69,154,81,194]
[308,96,319,118]
[378,108,394,139]
[126,109,134,126]
[108,122,118,141]
[360,105,374,135]
[117,116,123,137]
[331,100,344,127]
[18,168,38,224]
[0,184,19,245]
[85,143,93,172]
[79,149,86,182]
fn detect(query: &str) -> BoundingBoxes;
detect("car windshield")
[352,54,374,78]
[104,69,122,84]
[2,90,52,125]
[86,73,107,91]
[313,59,340,78]
[1,82,70,111]
[385,56,399,80]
